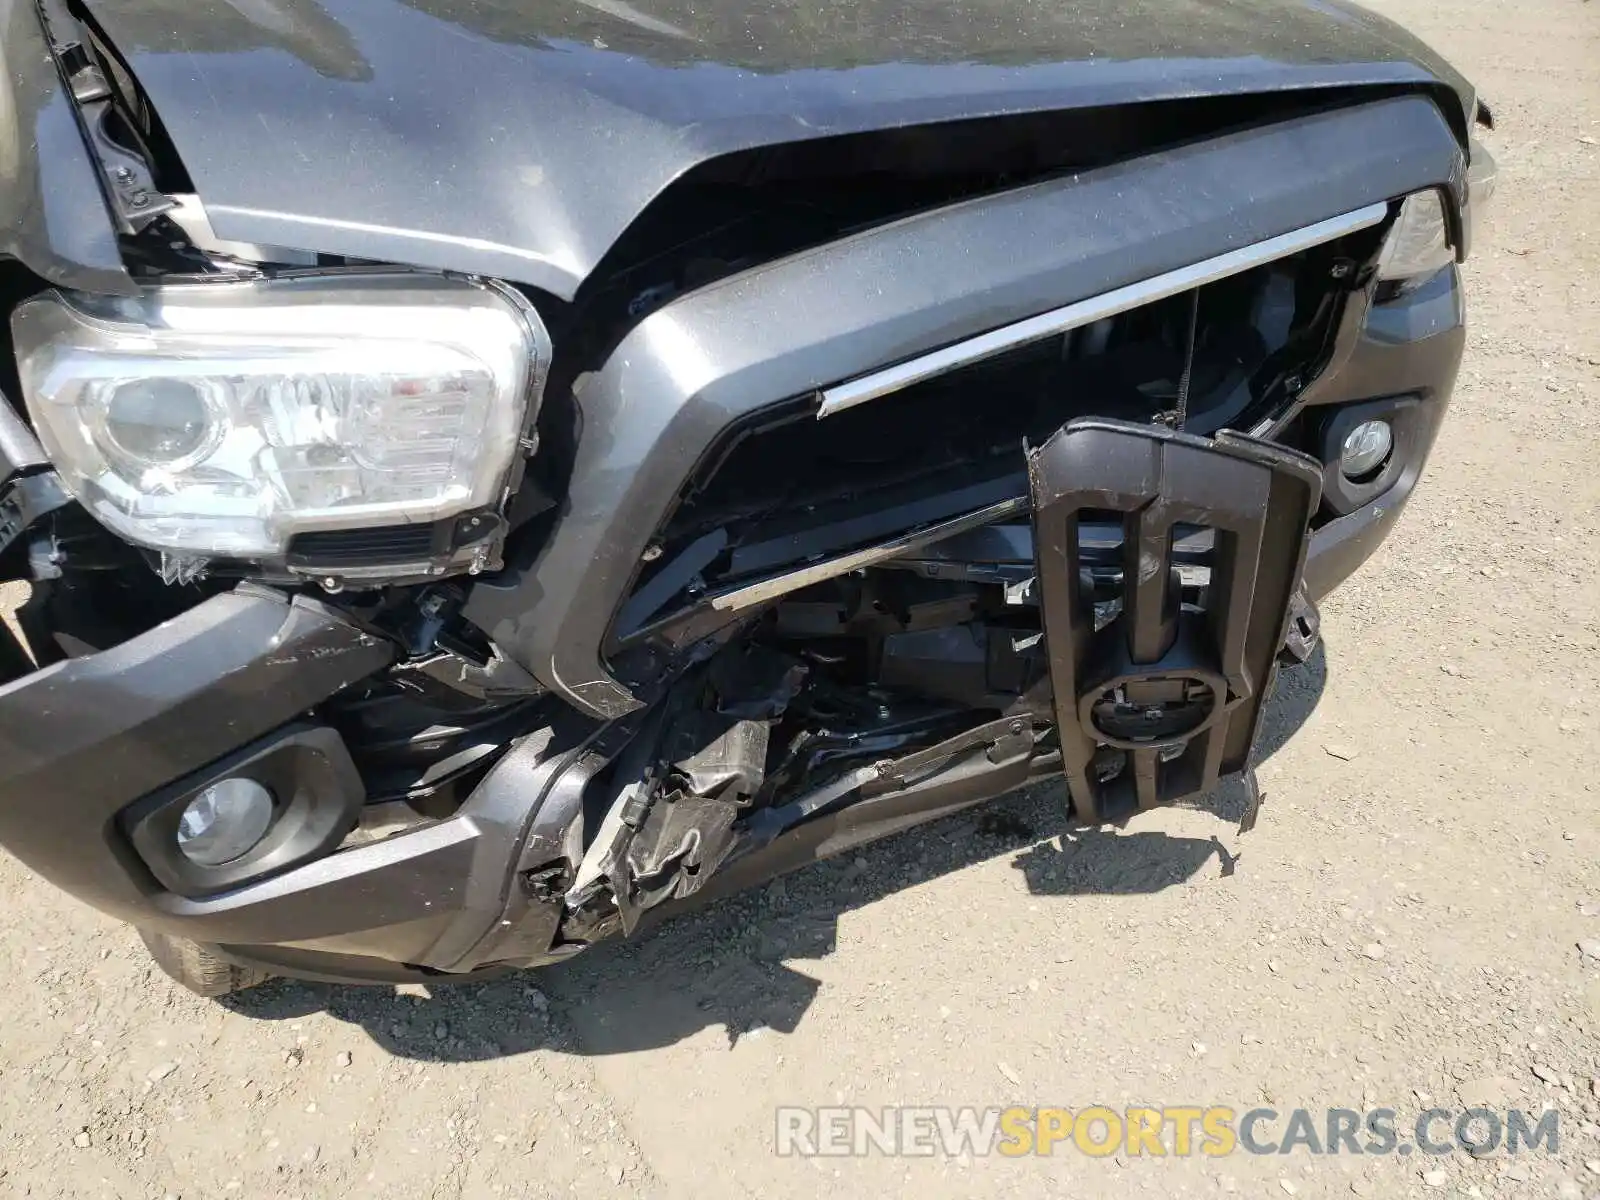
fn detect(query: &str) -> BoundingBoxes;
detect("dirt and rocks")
[1,0,1597,1196]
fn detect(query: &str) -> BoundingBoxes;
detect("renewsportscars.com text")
[774,1106,1559,1159]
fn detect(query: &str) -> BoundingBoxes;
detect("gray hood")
[82,0,1473,298]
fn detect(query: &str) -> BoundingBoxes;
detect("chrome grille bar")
[816,202,1389,419]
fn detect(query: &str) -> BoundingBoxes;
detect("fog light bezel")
[122,724,364,897]
[1317,397,1423,517]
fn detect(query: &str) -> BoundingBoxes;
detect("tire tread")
[139,930,273,997]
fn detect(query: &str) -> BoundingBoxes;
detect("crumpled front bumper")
[0,91,1467,979]
[0,259,1464,982]
[0,588,391,918]
[0,574,603,981]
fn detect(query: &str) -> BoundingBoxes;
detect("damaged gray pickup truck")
[0,0,1494,995]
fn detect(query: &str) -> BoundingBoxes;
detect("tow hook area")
[1280,586,1322,666]
[1029,418,1323,824]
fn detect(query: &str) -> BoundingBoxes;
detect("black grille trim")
[286,525,436,567]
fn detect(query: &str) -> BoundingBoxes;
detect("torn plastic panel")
[566,644,805,931]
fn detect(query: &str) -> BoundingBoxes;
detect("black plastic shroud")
[1029,418,1322,821]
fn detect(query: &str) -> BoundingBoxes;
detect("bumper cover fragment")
[1029,419,1322,822]
[0,587,393,919]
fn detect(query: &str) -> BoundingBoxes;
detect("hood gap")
[68,0,194,195]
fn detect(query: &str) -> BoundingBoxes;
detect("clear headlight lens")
[1376,190,1455,284]
[12,273,544,559]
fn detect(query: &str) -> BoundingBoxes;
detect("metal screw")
[874,761,893,777]
[641,544,663,563]
[112,166,134,182]
[1330,262,1353,279]
[321,577,343,594]
[128,192,149,209]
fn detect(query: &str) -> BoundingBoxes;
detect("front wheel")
[139,929,274,997]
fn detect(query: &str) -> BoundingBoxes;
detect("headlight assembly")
[12,273,548,576]
[1376,189,1454,287]
[1375,149,1497,291]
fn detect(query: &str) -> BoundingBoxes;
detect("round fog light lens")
[102,379,214,467]
[1339,419,1393,480]
[175,778,274,867]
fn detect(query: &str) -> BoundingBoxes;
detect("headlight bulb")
[100,379,218,468]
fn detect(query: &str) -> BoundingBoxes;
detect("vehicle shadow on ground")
[223,645,1325,1060]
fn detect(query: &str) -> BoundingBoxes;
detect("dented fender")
[0,0,134,294]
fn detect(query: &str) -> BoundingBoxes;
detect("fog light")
[175,779,274,866]
[1339,419,1393,480]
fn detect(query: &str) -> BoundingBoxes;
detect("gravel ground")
[2,0,1598,1196]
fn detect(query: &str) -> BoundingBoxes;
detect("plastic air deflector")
[1028,418,1322,823]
